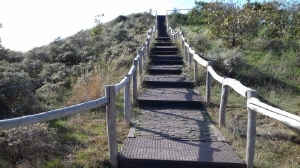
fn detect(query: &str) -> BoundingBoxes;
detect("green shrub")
[115,15,128,23]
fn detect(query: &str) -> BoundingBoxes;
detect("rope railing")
[0,21,156,168]
[167,24,300,168]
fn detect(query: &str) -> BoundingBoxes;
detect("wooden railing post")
[246,89,257,168]
[138,51,142,76]
[219,82,229,127]
[143,43,147,55]
[146,38,150,53]
[194,60,199,86]
[132,60,138,106]
[188,45,192,66]
[140,49,145,61]
[206,61,212,105]
[105,85,118,168]
[181,34,184,49]
[124,75,131,126]
[184,40,187,62]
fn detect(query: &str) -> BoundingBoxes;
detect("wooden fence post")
[219,82,229,127]
[138,51,142,76]
[105,85,118,168]
[188,45,192,66]
[146,38,150,53]
[206,61,212,106]
[140,49,145,60]
[184,40,187,62]
[124,75,131,126]
[132,60,138,106]
[246,89,257,168]
[143,43,147,55]
[181,35,184,49]
[194,60,199,86]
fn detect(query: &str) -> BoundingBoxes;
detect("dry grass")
[67,66,107,105]
[178,27,300,168]
[198,84,300,168]
[0,112,129,168]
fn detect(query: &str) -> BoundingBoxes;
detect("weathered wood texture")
[0,97,108,130]
[124,75,131,126]
[194,60,199,85]
[219,83,229,127]
[246,90,257,168]
[106,85,118,168]
[206,61,212,105]
[132,60,138,104]
[247,98,300,130]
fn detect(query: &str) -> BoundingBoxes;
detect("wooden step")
[119,138,246,168]
[147,65,182,74]
[137,88,202,108]
[142,75,194,88]
[152,46,179,52]
[154,42,176,46]
[156,37,171,41]
[150,55,183,65]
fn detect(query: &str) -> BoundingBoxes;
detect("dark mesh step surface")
[133,107,219,141]
[152,46,179,52]
[142,75,194,88]
[138,88,202,102]
[148,65,182,71]
[153,51,178,55]
[150,55,183,60]
[120,138,245,165]
[155,42,175,46]
[143,75,189,82]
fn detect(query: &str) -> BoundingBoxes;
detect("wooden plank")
[193,54,208,67]
[105,85,118,168]
[246,90,257,168]
[188,45,192,66]
[0,97,108,130]
[222,78,249,97]
[147,39,150,53]
[115,76,130,93]
[132,60,138,105]
[207,66,224,83]
[247,100,300,130]
[206,61,212,105]
[128,65,136,76]
[124,75,131,126]
[194,60,199,85]
[138,52,143,76]
[248,98,300,122]
[219,83,229,127]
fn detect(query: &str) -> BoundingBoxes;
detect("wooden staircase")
[118,15,246,168]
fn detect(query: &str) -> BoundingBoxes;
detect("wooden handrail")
[0,97,108,130]
[167,24,300,168]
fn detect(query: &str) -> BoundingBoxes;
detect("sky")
[0,0,197,52]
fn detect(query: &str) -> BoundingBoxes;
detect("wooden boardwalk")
[118,16,245,168]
